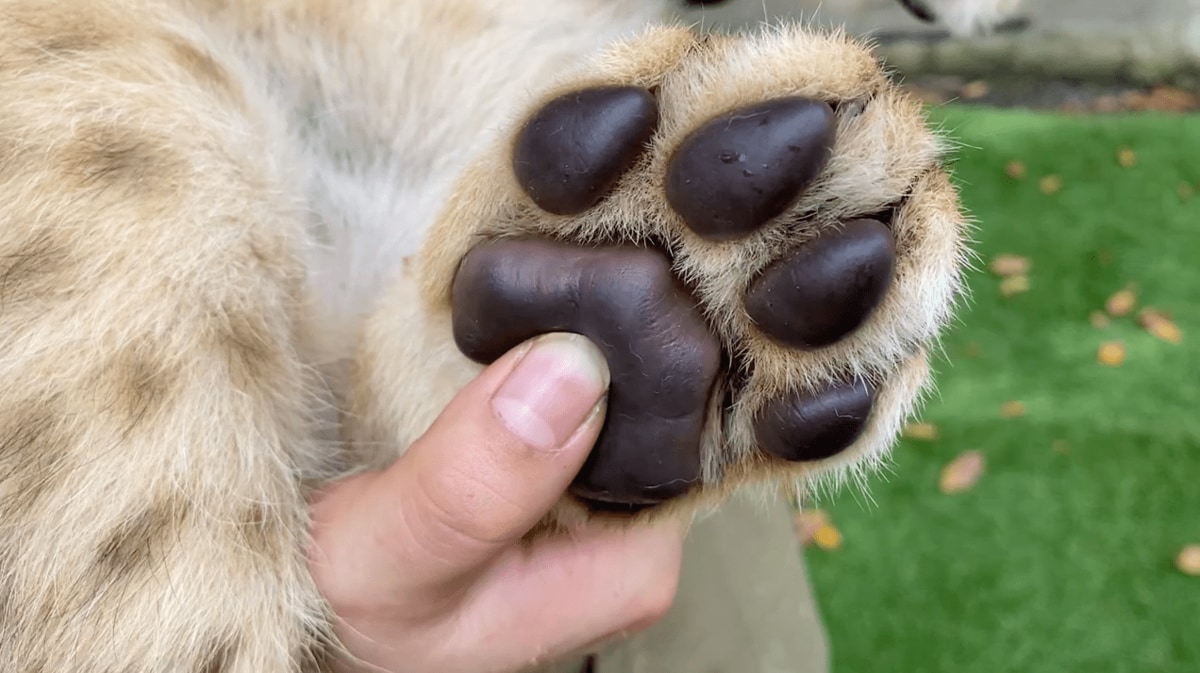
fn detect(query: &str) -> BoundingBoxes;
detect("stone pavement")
[679,0,1200,85]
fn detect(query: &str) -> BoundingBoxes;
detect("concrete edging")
[875,32,1200,86]
[679,1,1200,86]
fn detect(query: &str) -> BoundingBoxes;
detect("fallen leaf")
[1000,401,1027,418]
[1097,341,1126,366]
[999,274,1030,297]
[1005,161,1026,179]
[1089,311,1111,329]
[1139,308,1183,344]
[1039,174,1063,195]
[940,450,986,494]
[903,85,948,105]
[960,80,990,99]
[793,509,830,546]
[1178,182,1194,201]
[1105,287,1137,317]
[813,523,843,551]
[990,254,1030,277]
[1052,439,1070,453]
[1117,147,1137,168]
[964,341,983,358]
[1151,86,1200,111]
[1177,545,1200,576]
[903,421,940,441]
[1096,249,1114,266]
[1126,86,1200,113]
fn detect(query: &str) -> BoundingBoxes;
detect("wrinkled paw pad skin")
[453,239,720,511]
[447,45,957,517]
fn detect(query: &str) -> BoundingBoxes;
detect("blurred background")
[676,2,1200,672]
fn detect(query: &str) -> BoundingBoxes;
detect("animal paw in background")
[898,0,1027,35]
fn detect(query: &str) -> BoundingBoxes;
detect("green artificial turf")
[803,107,1200,673]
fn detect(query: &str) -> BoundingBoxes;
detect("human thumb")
[311,332,610,612]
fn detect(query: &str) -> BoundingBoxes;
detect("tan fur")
[0,0,968,670]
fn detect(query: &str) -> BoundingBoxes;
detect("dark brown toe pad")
[665,97,837,241]
[512,86,659,216]
[753,378,876,463]
[745,218,896,349]
[452,238,721,508]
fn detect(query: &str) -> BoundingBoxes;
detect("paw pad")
[745,218,896,350]
[753,378,875,462]
[665,97,836,241]
[452,238,720,508]
[512,86,658,216]
[434,28,966,518]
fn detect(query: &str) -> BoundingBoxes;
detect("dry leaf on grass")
[1052,439,1070,453]
[903,421,940,441]
[1097,341,1126,366]
[1176,545,1200,576]
[793,509,829,545]
[1116,147,1137,168]
[1105,287,1137,317]
[940,450,986,494]
[1000,401,1027,418]
[1039,175,1063,195]
[1005,161,1026,179]
[960,80,990,99]
[1123,86,1200,113]
[794,510,842,550]
[999,275,1030,297]
[1139,308,1183,344]
[1178,182,1194,201]
[990,254,1030,277]
[1089,311,1111,329]
[1149,86,1200,111]
[813,523,843,551]
[903,85,949,105]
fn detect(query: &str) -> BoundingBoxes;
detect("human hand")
[308,333,687,673]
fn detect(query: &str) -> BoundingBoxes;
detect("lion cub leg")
[0,2,331,671]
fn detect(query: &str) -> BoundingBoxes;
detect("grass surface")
[804,107,1200,673]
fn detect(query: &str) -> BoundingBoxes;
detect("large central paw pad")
[440,27,966,518]
[453,240,720,508]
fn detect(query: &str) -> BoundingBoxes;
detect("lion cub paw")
[421,25,969,522]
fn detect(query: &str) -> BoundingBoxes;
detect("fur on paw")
[419,24,969,522]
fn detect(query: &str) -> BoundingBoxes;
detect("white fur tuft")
[921,0,1024,35]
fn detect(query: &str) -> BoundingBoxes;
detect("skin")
[308,333,687,673]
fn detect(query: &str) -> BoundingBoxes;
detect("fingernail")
[491,333,609,452]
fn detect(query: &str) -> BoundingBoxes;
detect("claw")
[897,0,937,22]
